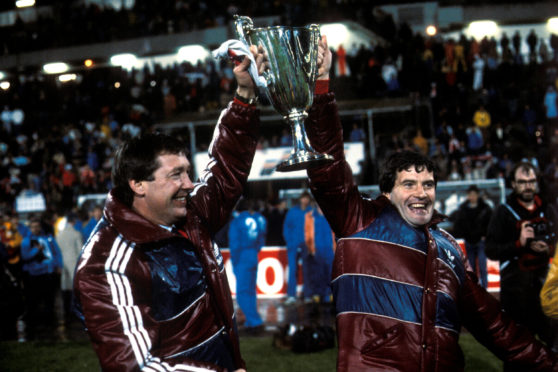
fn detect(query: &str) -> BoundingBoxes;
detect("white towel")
[212,39,267,88]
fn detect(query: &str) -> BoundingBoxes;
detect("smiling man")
[73,46,267,372]
[303,36,557,371]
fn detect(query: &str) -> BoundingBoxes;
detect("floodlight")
[59,74,77,82]
[16,0,35,8]
[426,25,437,36]
[320,23,349,49]
[110,53,138,69]
[0,81,10,90]
[177,45,210,64]
[43,62,69,74]
[467,20,499,40]
[548,17,558,34]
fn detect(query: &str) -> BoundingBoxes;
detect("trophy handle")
[304,24,321,83]
[233,15,253,46]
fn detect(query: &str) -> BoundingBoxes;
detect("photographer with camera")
[20,217,63,340]
[487,161,558,369]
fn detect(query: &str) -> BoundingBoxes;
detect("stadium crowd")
[1,1,558,342]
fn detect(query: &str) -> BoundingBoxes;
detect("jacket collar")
[103,190,176,245]
[507,192,544,212]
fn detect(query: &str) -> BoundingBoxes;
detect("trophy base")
[276,153,334,172]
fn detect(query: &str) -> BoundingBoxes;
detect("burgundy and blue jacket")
[306,92,557,371]
[74,100,259,371]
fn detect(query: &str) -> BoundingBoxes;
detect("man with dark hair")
[453,185,492,288]
[487,161,558,369]
[303,35,557,371]
[73,46,267,371]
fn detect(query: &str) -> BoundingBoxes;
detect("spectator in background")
[473,103,491,129]
[283,191,313,305]
[539,38,550,63]
[228,198,267,335]
[349,123,366,143]
[473,104,491,142]
[453,185,492,288]
[466,125,484,155]
[336,44,349,77]
[381,57,399,93]
[20,217,63,340]
[10,213,30,239]
[550,33,558,61]
[81,205,102,242]
[500,32,512,62]
[303,205,335,303]
[512,31,522,58]
[487,161,558,363]
[55,212,83,322]
[412,129,428,155]
[263,198,286,246]
[472,54,485,91]
[279,128,292,147]
[527,29,538,63]
[544,85,558,129]
[1,214,23,280]
[522,104,537,146]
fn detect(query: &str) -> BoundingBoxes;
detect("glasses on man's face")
[514,179,537,187]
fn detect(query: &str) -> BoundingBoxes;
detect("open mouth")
[173,195,189,205]
[408,202,429,214]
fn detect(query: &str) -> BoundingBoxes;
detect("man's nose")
[181,173,195,190]
[414,184,427,197]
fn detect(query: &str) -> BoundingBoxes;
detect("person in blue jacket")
[10,212,30,239]
[20,216,63,339]
[228,198,267,334]
[282,191,313,305]
[304,205,336,303]
[81,205,102,242]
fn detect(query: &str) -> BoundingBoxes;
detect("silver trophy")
[234,15,333,172]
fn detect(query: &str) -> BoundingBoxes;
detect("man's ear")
[129,180,145,196]
[382,192,391,200]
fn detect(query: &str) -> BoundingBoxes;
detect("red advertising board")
[222,246,303,298]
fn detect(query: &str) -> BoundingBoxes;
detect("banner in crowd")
[194,142,365,181]
[222,243,501,298]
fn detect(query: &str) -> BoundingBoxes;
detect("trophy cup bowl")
[234,15,333,172]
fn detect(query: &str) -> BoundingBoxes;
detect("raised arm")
[306,36,382,237]
[188,46,268,236]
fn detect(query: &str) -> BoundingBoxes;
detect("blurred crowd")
[1,18,557,216]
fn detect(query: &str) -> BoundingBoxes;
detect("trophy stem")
[276,111,334,172]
